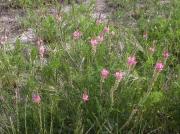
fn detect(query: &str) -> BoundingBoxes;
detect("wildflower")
[163,51,169,59]
[90,38,98,46]
[96,19,102,25]
[55,14,62,22]
[73,30,82,40]
[128,56,137,66]
[82,90,89,102]
[97,35,104,43]
[0,35,7,45]
[39,45,45,59]
[149,47,155,54]
[101,69,109,79]
[143,31,148,40]
[37,38,44,47]
[155,62,164,72]
[114,71,124,81]
[103,26,110,33]
[32,94,41,104]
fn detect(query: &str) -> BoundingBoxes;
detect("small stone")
[19,28,37,44]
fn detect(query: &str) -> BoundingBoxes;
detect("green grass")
[0,0,180,133]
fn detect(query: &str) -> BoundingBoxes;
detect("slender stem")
[110,80,120,106]
[100,78,104,96]
[39,105,43,133]
[120,109,138,131]
[15,88,19,134]
[10,117,16,134]
[50,101,53,134]
[120,70,160,130]
[25,96,28,134]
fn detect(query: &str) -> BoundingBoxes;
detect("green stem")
[15,88,19,134]
[120,71,160,130]
[25,96,28,134]
[110,80,120,106]
[100,78,104,96]
[39,105,43,133]
[50,101,53,134]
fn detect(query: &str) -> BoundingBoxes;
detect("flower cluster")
[90,26,110,48]
[101,69,109,79]
[100,69,125,81]
[155,61,164,72]
[127,56,137,69]
[32,94,41,104]
[37,38,45,59]
[0,32,7,45]
[82,90,89,103]
[73,30,82,40]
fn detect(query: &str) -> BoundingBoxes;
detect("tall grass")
[0,0,179,133]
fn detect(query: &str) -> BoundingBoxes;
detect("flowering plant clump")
[163,50,170,59]
[0,1,179,134]
[149,46,155,54]
[114,71,124,81]
[155,61,164,72]
[73,30,82,40]
[101,69,109,79]
[32,94,41,104]
[127,56,137,71]
[82,90,89,102]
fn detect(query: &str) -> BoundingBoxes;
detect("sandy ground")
[0,5,25,44]
[0,0,109,45]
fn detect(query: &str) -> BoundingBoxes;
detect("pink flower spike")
[97,35,104,43]
[37,38,44,47]
[32,95,41,104]
[163,51,169,59]
[96,19,102,25]
[114,71,124,81]
[73,31,82,40]
[143,31,148,40]
[103,26,110,33]
[0,35,7,45]
[82,91,89,102]
[101,69,109,79]
[90,38,98,46]
[149,47,155,53]
[128,56,137,66]
[39,45,45,59]
[155,62,164,72]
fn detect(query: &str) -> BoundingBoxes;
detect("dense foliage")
[0,0,179,133]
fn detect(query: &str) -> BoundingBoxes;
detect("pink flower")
[96,19,102,25]
[90,38,98,46]
[0,35,7,45]
[149,47,155,53]
[128,56,137,66]
[114,71,124,81]
[103,26,110,33]
[163,51,169,59]
[82,91,89,102]
[32,94,41,104]
[97,35,104,43]
[55,14,62,22]
[37,38,44,47]
[73,31,82,40]
[143,32,148,40]
[155,62,164,72]
[101,69,109,79]
[39,45,45,59]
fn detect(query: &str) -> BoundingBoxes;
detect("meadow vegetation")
[0,0,179,133]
